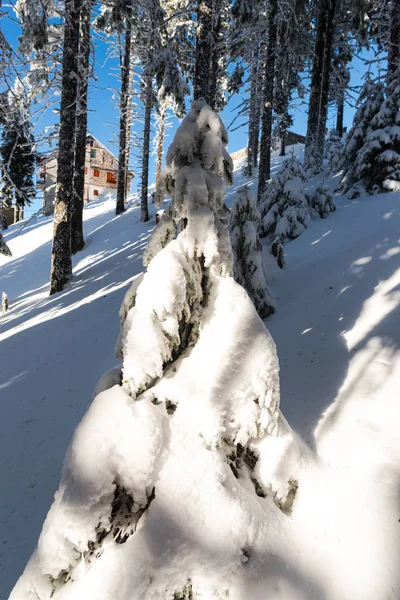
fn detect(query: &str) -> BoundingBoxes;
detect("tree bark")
[257,0,278,202]
[116,0,132,216]
[155,107,165,187]
[124,60,134,201]
[388,0,400,81]
[280,132,286,157]
[140,74,152,223]
[336,94,344,137]
[50,0,82,295]
[71,0,90,255]
[247,44,259,176]
[194,0,214,104]
[316,0,336,160]
[304,0,328,171]
[209,0,222,110]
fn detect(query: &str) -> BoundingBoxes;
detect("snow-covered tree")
[1,291,9,312]
[11,100,303,600]
[230,185,275,319]
[353,69,400,192]
[0,233,12,257]
[340,75,385,194]
[258,155,311,243]
[0,81,36,209]
[308,183,336,218]
[325,129,343,174]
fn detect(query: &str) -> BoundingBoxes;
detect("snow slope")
[1,149,400,599]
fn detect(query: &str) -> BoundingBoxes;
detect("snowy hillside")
[1,145,400,599]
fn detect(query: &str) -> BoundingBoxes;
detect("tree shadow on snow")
[266,200,400,450]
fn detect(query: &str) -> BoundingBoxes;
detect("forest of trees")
[0,0,399,286]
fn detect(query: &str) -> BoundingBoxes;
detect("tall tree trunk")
[140,74,152,223]
[336,94,344,137]
[247,44,259,176]
[116,0,132,216]
[304,0,328,171]
[155,107,165,187]
[316,0,336,160]
[209,0,222,110]
[124,61,134,201]
[253,76,262,169]
[257,0,278,202]
[194,0,214,104]
[280,130,286,157]
[71,0,90,255]
[388,0,400,81]
[50,0,83,295]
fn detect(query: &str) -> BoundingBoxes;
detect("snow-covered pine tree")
[2,291,9,312]
[339,75,385,194]
[308,183,336,218]
[353,68,400,192]
[258,155,311,245]
[11,100,304,600]
[387,0,400,82]
[230,185,275,319]
[0,81,36,210]
[325,129,343,174]
[0,233,12,257]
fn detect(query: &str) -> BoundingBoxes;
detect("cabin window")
[107,172,117,184]
[93,189,99,196]
[93,169,100,177]
[90,149,97,159]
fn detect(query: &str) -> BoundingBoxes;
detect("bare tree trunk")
[140,74,152,223]
[116,0,132,216]
[71,0,90,255]
[124,60,134,201]
[253,77,262,169]
[257,0,278,202]
[304,0,328,171]
[50,0,83,295]
[388,0,400,81]
[209,0,222,110]
[155,107,165,187]
[247,44,259,176]
[336,94,344,137]
[280,131,286,157]
[316,0,336,160]
[194,0,214,104]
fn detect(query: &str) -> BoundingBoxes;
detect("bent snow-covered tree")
[353,69,400,193]
[258,156,311,244]
[10,101,304,600]
[230,186,275,319]
[339,75,385,195]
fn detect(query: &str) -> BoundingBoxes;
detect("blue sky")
[2,8,380,217]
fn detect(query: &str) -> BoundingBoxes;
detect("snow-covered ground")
[1,147,400,599]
